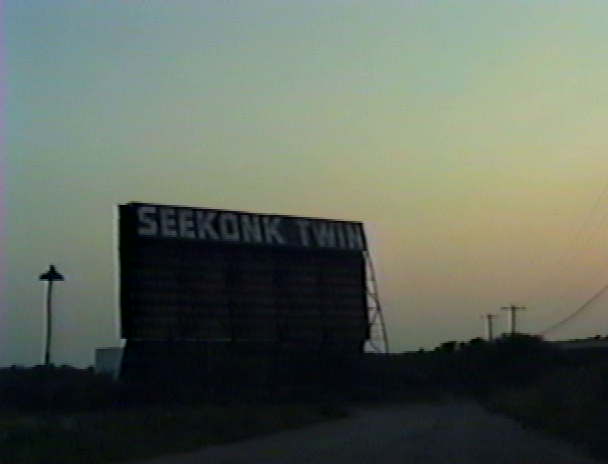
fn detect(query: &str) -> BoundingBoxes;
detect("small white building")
[95,347,123,380]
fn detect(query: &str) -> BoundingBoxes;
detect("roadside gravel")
[134,400,602,464]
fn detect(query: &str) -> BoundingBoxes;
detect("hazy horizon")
[5,1,608,367]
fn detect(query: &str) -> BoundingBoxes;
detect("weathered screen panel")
[120,202,368,344]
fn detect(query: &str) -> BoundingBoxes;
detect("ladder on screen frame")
[363,251,389,354]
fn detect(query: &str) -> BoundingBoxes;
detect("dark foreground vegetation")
[478,341,608,461]
[362,334,608,461]
[0,365,347,464]
[4,336,608,463]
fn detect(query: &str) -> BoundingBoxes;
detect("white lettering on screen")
[219,213,240,241]
[312,222,336,247]
[137,206,158,236]
[160,207,177,237]
[241,215,263,243]
[178,209,196,238]
[296,219,311,247]
[346,224,364,249]
[195,211,219,240]
[133,204,364,250]
[262,217,285,244]
[336,223,346,248]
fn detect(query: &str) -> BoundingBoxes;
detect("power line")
[541,281,608,336]
[561,177,608,266]
[525,177,608,300]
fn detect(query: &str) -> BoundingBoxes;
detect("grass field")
[6,336,605,463]
[0,403,347,464]
[485,363,608,461]
[0,365,348,464]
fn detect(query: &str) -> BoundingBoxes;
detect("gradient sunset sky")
[5,1,608,366]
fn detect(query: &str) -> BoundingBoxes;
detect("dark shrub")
[0,365,121,412]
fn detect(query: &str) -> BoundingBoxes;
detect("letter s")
[137,206,158,236]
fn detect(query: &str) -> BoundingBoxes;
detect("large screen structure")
[119,202,369,347]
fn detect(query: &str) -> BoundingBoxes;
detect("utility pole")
[482,314,498,341]
[501,304,526,335]
[39,264,65,366]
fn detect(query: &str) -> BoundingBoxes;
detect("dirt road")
[135,401,601,464]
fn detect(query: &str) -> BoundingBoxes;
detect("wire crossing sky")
[5,0,608,366]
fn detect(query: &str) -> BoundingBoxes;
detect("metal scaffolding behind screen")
[364,250,389,354]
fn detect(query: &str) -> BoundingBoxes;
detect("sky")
[5,0,608,367]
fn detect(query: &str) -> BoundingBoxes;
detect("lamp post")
[39,265,64,366]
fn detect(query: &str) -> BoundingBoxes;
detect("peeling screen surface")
[119,203,369,343]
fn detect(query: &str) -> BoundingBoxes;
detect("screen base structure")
[119,339,364,402]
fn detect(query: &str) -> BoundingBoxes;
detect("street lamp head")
[39,264,64,282]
